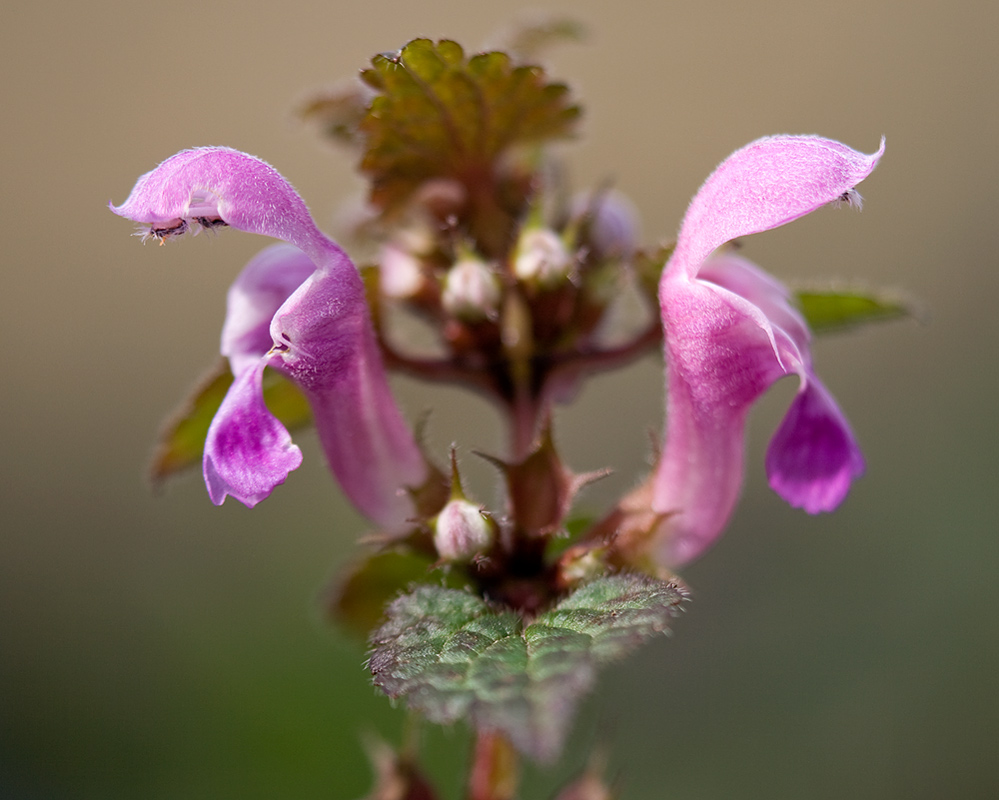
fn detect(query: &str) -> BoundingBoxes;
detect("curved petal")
[110,149,218,226]
[221,243,315,376]
[699,254,810,365]
[270,268,428,527]
[653,275,788,565]
[204,359,303,508]
[706,255,864,513]
[766,377,865,513]
[668,136,884,280]
[111,147,329,256]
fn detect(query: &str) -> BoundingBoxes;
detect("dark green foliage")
[369,574,688,761]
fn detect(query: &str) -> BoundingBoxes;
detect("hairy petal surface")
[766,378,864,513]
[221,243,316,376]
[669,135,884,281]
[110,147,328,253]
[204,360,303,508]
[655,270,787,565]
[653,136,882,566]
[269,268,427,527]
[202,244,314,506]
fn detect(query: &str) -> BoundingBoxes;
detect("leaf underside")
[369,574,688,762]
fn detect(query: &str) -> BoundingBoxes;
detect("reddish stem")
[467,730,519,800]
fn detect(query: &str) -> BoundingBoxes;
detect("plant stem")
[468,730,520,800]
[510,385,540,462]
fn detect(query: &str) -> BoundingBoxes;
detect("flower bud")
[433,498,495,562]
[380,225,436,300]
[513,227,572,288]
[442,255,501,321]
[570,189,640,260]
[413,178,467,220]
[379,240,426,299]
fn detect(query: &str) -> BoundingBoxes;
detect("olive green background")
[2,0,997,797]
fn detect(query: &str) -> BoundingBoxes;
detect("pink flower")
[112,148,427,525]
[653,136,884,566]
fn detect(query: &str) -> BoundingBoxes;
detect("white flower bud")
[379,240,426,299]
[513,228,572,287]
[442,256,501,320]
[434,499,494,562]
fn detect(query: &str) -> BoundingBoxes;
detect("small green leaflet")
[795,288,913,333]
[369,574,688,761]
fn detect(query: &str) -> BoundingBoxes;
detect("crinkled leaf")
[358,38,581,214]
[795,287,913,333]
[369,574,688,761]
[149,361,311,485]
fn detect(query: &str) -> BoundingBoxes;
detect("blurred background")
[2,0,997,797]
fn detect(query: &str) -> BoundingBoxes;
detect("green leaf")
[358,38,581,215]
[369,574,688,761]
[795,287,913,334]
[149,361,311,486]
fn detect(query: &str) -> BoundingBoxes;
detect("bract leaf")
[369,574,688,761]
[795,287,914,333]
[149,360,311,486]
[357,38,580,216]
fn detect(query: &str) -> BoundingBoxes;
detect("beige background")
[2,0,997,797]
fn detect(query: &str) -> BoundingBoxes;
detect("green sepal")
[795,287,914,333]
[149,360,311,486]
[369,574,688,761]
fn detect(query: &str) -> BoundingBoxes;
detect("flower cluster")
[113,134,881,569]
[112,36,892,788]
